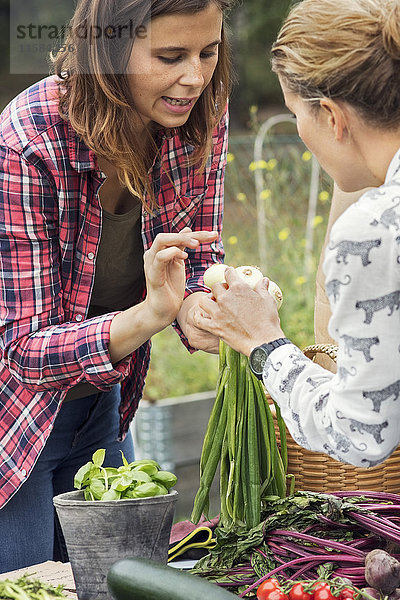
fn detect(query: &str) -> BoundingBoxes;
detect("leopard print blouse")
[264,147,400,468]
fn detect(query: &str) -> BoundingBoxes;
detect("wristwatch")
[249,338,292,379]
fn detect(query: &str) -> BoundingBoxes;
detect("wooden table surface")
[0,561,77,599]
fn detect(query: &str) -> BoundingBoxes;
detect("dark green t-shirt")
[65,203,145,401]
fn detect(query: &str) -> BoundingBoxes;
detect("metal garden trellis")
[253,114,320,278]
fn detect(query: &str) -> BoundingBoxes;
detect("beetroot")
[359,589,381,600]
[365,549,400,594]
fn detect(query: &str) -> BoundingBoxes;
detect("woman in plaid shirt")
[0,0,231,571]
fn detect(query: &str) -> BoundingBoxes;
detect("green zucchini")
[107,557,237,600]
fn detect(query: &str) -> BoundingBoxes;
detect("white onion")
[235,265,264,290]
[203,263,283,309]
[267,279,283,310]
[203,263,228,288]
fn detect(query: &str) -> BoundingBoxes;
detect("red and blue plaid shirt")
[0,76,227,507]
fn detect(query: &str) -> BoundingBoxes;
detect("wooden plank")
[0,561,77,599]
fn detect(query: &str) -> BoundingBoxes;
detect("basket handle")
[302,343,338,363]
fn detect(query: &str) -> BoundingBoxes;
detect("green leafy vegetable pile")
[74,449,177,501]
[191,490,400,595]
[0,574,67,599]
[191,342,289,530]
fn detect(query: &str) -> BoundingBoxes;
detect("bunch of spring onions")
[191,264,288,530]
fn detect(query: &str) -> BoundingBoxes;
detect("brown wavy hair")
[271,0,400,130]
[52,0,233,211]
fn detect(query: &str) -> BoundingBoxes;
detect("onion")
[203,263,228,288]
[235,265,264,289]
[235,266,283,309]
[203,264,283,309]
[267,279,283,310]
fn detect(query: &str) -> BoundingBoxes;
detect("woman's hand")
[176,292,221,354]
[143,228,218,329]
[109,228,217,363]
[193,266,285,356]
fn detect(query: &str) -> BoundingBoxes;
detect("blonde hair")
[51,0,233,212]
[271,0,400,128]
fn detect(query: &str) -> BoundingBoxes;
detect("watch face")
[250,347,267,375]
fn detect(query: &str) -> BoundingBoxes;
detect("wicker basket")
[270,344,400,494]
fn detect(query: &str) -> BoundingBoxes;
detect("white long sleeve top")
[263,148,400,467]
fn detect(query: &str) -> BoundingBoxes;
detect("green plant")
[0,574,67,600]
[74,449,177,501]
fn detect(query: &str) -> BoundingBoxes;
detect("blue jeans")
[0,386,134,573]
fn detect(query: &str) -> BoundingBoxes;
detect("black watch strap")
[249,337,292,379]
[262,337,292,358]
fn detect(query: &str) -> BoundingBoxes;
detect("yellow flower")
[278,227,290,241]
[302,150,312,162]
[227,152,235,163]
[260,189,271,200]
[295,276,306,286]
[312,215,324,228]
[319,190,330,203]
[250,105,258,114]
[236,192,247,202]
[228,235,238,245]
[266,158,278,171]
[249,159,269,171]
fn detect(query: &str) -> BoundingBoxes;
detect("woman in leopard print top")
[194,0,400,467]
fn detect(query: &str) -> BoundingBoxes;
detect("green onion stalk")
[191,340,289,531]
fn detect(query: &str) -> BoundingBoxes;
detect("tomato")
[289,582,312,600]
[263,591,288,600]
[339,590,356,600]
[256,579,280,600]
[311,583,335,600]
[311,583,330,591]
[257,579,288,600]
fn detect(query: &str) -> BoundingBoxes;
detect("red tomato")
[265,591,288,600]
[289,582,312,600]
[311,583,335,600]
[339,590,356,600]
[257,579,280,600]
[257,579,288,600]
[311,583,330,591]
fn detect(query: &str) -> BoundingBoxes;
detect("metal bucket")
[53,489,178,600]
